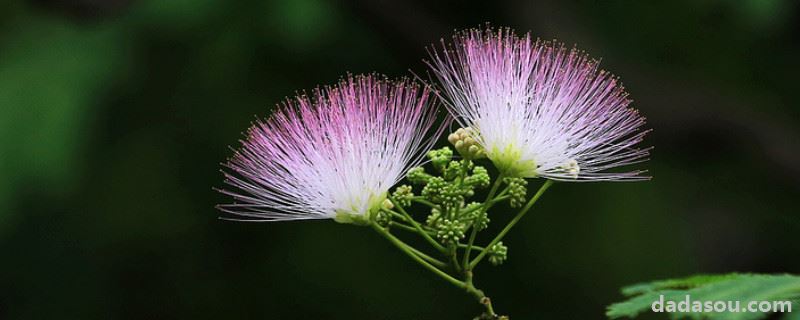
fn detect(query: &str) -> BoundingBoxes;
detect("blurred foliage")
[0,5,125,233]
[0,0,798,319]
[607,274,800,320]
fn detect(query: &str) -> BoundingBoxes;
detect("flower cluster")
[428,27,650,181]
[218,75,443,223]
[218,26,651,319]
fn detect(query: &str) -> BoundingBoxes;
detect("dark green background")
[1,0,798,319]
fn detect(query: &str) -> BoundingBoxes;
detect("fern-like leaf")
[607,274,800,320]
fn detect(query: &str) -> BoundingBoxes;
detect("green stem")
[459,204,482,216]
[464,272,495,318]
[480,296,497,318]
[450,247,462,273]
[387,210,407,221]
[370,223,463,288]
[391,198,447,253]
[489,194,510,204]
[463,174,505,270]
[373,222,499,316]
[457,243,485,251]
[470,179,553,269]
[384,225,447,267]
[411,197,438,208]
[384,210,434,233]
[389,222,434,236]
[463,228,479,271]
[373,223,497,317]
[460,195,510,218]
[386,210,434,232]
[403,241,448,268]
[410,250,447,269]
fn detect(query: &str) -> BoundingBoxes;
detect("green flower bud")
[448,127,486,160]
[443,161,463,180]
[381,198,394,210]
[487,241,508,266]
[464,201,482,212]
[464,166,491,188]
[391,185,414,207]
[465,202,489,230]
[436,219,466,244]
[464,189,475,198]
[421,177,447,202]
[504,177,528,208]
[426,208,441,227]
[440,184,465,208]
[374,209,392,227]
[427,147,453,171]
[407,167,432,184]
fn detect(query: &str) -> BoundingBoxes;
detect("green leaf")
[621,273,744,296]
[607,274,800,320]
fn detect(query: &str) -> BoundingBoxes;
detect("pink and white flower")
[218,75,444,222]
[428,27,650,181]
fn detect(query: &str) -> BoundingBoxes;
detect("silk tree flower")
[218,75,444,224]
[428,27,651,181]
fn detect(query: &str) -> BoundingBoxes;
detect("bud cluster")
[427,147,454,171]
[403,147,501,245]
[436,219,466,244]
[377,130,539,269]
[464,166,490,188]
[374,208,393,227]
[391,185,414,207]
[487,241,508,266]
[407,167,433,184]
[448,127,486,160]
[504,177,528,208]
[466,202,490,231]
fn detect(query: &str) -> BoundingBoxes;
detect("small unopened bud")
[436,219,466,244]
[426,208,441,227]
[407,167,432,184]
[427,147,453,171]
[468,145,485,158]
[421,177,447,202]
[391,185,414,207]
[448,127,486,160]
[487,241,508,266]
[464,166,490,188]
[374,210,392,227]
[443,161,463,180]
[466,202,489,230]
[447,133,459,144]
[504,177,528,208]
[381,198,394,210]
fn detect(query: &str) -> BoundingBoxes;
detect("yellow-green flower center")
[333,192,387,225]
[490,144,537,178]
